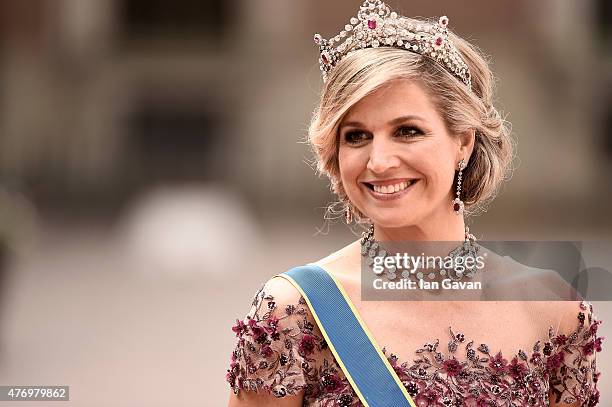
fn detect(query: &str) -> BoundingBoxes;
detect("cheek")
[424,166,453,195]
[415,142,456,192]
[338,147,365,188]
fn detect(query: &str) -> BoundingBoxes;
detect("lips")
[373,180,416,194]
[362,179,419,201]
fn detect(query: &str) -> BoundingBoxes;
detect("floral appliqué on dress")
[226,284,604,406]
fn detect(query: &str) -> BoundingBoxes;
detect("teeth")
[373,181,414,194]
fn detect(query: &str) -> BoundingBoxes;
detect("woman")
[226,1,604,406]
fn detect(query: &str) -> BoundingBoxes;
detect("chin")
[363,209,421,229]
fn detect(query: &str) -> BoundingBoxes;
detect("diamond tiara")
[313,0,472,90]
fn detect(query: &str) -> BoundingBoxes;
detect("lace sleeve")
[226,278,325,399]
[548,301,604,406]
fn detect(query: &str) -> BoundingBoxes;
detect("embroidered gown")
[226,275,604,406]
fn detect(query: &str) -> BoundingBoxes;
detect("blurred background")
[0,0,610,406]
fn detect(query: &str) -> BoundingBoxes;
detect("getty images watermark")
[361,241,612,301]
[370,251,487,291]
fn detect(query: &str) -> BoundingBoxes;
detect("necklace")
[360,224,480,282]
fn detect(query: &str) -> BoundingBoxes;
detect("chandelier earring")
[345,202,354,224]
[452,158,466,215]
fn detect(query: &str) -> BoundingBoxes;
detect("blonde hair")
[308,21,515,221]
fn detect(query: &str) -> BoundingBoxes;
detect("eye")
[343,130,369,144]
[396,126,423,138]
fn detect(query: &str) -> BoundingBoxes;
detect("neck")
[373,204,467,242]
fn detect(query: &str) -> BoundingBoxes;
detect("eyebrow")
[339,114,426,131]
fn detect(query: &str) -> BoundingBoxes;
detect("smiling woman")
[226,1,604,406]
[336,78,481,229]
[312,44,514,229]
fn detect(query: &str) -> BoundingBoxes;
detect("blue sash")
[274,265,416,407]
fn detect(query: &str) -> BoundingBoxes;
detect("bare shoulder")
[310,238,361,277]
[252,239,360,315]
[528,300,587,332]
[489,254,579,300]
[261,274,304,307]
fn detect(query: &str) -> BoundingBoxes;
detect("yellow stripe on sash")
[274,264,417,407]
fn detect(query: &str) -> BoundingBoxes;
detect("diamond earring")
[453,159,466,215]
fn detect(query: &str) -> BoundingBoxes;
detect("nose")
[366,135,401,174]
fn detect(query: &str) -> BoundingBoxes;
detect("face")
[338,79,471,228]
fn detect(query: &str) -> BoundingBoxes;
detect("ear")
[456,128,476,165]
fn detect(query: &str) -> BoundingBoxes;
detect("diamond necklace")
[360,224,480,282]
